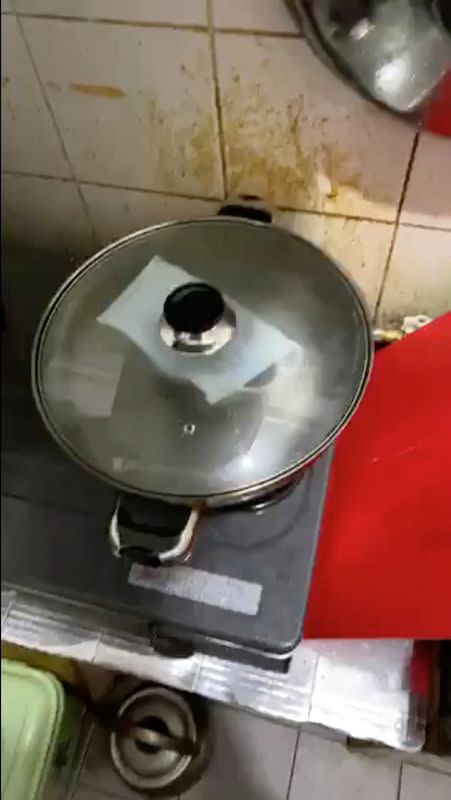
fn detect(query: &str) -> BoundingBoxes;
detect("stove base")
[2,337,332,671]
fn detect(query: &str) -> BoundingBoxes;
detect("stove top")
[2,343,332,672]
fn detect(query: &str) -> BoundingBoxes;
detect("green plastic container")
[1,659,83,800]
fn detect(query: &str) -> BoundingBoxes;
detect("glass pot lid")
[32,218,372,502]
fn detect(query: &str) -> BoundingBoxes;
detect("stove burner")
[228,474,303,514]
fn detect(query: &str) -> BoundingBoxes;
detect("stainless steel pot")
[110,685,210,796]
[32,205,373,564]
[292,0,451,117]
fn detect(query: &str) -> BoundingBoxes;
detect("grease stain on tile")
[216,34,414,219]
[46,80,62,91]
[222,78,371,212]
[147,95,219,195]
[12,20,223,196]
[1,76,10,88]
[70,82,126,98]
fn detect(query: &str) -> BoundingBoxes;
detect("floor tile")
[377,225,451,326]
[1,174,96,255]
[76,663,117,703]
[403,751,451,776]
[276,211,393,313]
[212,0,299,33]
[401,132,451,229]
[400,764,451,800]
[184,703,298,800]
[11,0,207,25]
[81,184,218,246]
[72,785,124,800]
[216,35,415,220]
[22,18,223,197]
[1,15,70,177]
[78,724,145,800]
[289,732,400,800]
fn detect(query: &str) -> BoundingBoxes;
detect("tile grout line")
[5,11,208,31]
[373,128,421,322]
[213,27,303,38]
[285,728,302,800]
[401,759,451,778]
[15,15,100,249]
[3,10,304,37]
[206,0,228,200]
[371,224,398,325]
[397,761,404,800]
[65,716,96,800]
[277,206,397,224]
[2,169,74,184]
[6,168,451,232]
[77,182,101,249]
[1,169,225,204]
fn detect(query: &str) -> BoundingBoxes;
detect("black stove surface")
[1,248,333,671]
[2,369,332,669]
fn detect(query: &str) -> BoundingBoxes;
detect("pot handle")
[217,200,272,223]
[109,496,201,567]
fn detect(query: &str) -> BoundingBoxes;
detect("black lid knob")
[163,282,225,335]
[435,0,451,32]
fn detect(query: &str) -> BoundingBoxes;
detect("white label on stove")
[128,565,262,616]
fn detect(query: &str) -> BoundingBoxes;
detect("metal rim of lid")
[31,217,374,505]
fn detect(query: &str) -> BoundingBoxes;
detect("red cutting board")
[423,71,451,138]
[304,313,451,639]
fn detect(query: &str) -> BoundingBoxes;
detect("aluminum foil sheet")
[1,587,425,751]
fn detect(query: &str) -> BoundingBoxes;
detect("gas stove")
[1,356,332,672]
[1,241,333,673]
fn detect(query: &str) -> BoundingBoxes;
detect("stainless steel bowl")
[291,0,451,116]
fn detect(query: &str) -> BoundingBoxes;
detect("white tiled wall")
[2,0,451,321]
